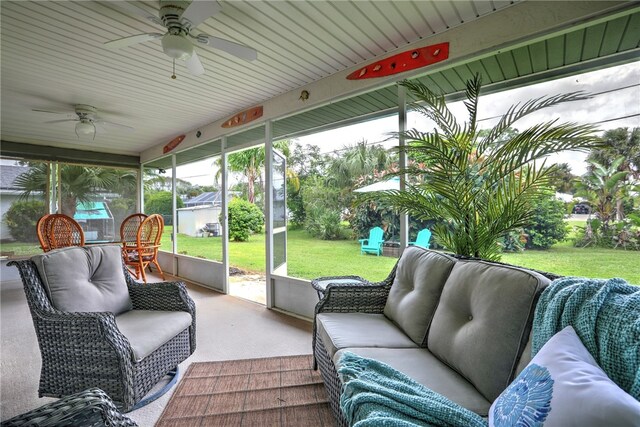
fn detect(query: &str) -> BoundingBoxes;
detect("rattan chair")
[36,214,52,252]
[46,214,85,250]
[119,213,148,245]
[1,388,137,427]
[122,214,165,283]
[8,249,196,413]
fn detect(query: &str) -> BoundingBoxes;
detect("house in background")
[177,191,224,237]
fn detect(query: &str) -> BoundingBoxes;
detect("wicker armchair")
[122,214,164,283]
[8,247,196,413]
[1,388,137,427]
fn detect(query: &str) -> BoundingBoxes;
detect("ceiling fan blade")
[43,119,77,124]
[32,108,74,115]
[185,51,205,76]
[95,120,135,133]
[198,35,257,61]
[104,33,163,50]
[181,1,221,28]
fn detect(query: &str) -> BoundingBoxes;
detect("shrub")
[3,200,46,242]
[226,198,264,242]
[305,206,348,240]
[145,191,184,224]
[574,217,640,250]
[523,195,568,249]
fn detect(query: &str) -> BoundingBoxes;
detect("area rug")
[156,354,335,426]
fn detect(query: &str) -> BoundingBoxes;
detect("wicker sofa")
[313,247,555,425]
[8,245,196,413]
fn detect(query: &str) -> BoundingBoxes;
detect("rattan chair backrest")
[120,213,148,243]
[137,214,164,257]
[47,214,85,249]
[36,214,52,252]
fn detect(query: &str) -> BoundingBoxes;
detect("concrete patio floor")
[0,264,313,426]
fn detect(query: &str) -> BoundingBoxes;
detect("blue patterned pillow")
[489,326,640,427]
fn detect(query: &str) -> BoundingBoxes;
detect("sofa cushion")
[116,310,192,361]
[32,245,132,315]
[383,248,456,345]
[317,313,417,359]
[428,260,549,402]
[334,347,492,416]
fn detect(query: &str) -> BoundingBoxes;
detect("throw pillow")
[489,326,640,427]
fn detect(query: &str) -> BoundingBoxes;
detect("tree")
[576,157,629,232]
[326,140,395,189]
[360,76,598,260]
[225,140,293,204]
[547,163,577,194]
[587,127,640,219]
[144,191,184,217]
[14,163,136,217]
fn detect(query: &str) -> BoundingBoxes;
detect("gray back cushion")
[428,260,549,402]
[384,248,456,345]
[32,245,132,315]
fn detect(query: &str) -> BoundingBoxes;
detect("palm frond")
[400,80,461,138]
[478,91,592,153]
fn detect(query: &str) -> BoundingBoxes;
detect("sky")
[172,61,640,186]
[296,61,640,176]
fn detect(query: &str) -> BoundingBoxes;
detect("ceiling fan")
[104,0,258,77]
[33,104,135,140]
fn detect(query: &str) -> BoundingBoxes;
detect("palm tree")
[577,157,629,230]
[15,163,135,217]
[327,140,395,189]
[360,76,599,260]
[223,140,296,204]
[587,127,639,219]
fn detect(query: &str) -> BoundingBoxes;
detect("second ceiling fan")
[104,0,258,77]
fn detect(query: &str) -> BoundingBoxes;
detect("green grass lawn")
[4,221,638,284]
[162,225,638,284]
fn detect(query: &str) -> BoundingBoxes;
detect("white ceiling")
[2,1,638,163]
[1,0,518,157]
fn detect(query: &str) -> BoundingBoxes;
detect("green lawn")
[162,226,639,284]
[4,222,638,284]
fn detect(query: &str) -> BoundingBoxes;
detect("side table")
[311,275,370,299]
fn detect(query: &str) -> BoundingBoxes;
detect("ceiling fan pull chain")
[171,59,177,79]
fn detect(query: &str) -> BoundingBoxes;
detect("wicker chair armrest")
[33,310,134,362]
[1,387,137,427]
[127,281,194,313]
[315,281,392,315]
[127,281,197,354]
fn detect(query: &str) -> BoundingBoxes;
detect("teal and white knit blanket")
[338,352,487,427]
[532,276,640,399]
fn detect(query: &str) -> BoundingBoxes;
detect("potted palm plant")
[361,76,600,261]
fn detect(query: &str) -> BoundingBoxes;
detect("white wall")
[176,206,221,237]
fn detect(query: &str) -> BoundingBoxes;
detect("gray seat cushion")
[317,313,417,359]
[428,260,550,402]
[115,310,192,361]
[383,248,456,345]
[32,245,132,315]
[334,347,492,416]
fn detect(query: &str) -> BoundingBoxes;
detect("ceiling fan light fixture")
[75,120,95,139]
[161,33,193,60]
